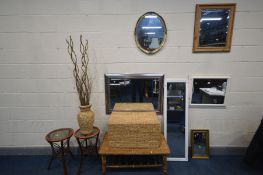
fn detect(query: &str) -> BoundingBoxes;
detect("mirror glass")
[135,12,167,54]
[191,130,209,158]
[193,4,236,52]
[105,74,164,114]
[191,78,228,105]
[167,82,186,158]
[199,9,230,47]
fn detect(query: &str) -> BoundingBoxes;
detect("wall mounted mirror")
[191,76,229,106]
[104,74,164,114]
[193,4,236,52]
[134,12,167,54]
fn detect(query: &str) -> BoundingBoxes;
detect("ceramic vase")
[77,105,94,135]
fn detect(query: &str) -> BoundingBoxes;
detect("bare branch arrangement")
[66,35,92,106]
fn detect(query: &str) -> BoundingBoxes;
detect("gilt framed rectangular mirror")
[193,4,236,52]
[191,129,209,158]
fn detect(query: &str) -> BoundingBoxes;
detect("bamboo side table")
[99,133,170,175]
[75,127,100,175]
[45,128,74,175]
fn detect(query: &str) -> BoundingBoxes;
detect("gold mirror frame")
[191,129,210,159]
[193,4,236,52]
[134,12,167,55]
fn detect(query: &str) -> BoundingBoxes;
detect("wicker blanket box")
[108,103,161,148]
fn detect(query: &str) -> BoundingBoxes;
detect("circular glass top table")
[74,126,100,175]
[45,128,74,175]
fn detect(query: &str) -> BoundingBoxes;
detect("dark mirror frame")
[134,12,167,55]
[191,129,210,159]
[104,73,164,114]
[193,3,236,52]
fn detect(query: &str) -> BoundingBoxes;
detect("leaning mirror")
[135,12,167,54]
[164,79,189,161]
[191,130,209,158]
[193,4,236,52]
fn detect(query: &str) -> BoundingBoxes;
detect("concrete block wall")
[0,0,263,148]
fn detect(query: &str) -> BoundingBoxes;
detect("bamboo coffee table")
[99,133,170,175]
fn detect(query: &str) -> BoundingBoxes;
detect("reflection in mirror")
[165,80,188,161]
[191,77,228,105]
[105,74,164,114]
[135,12,167,54]
[193,4,236,52]
[191,130,209,158]
[199,9,230,47]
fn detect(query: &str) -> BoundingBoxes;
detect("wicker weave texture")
[109,111,159,124]
[108,103,161,148]
[109,135,160,148]
[113,103,155,111]
[99,133,170,155]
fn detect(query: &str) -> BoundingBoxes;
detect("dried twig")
[66,35,92,106]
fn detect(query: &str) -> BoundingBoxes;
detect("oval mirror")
[134,12,167,54]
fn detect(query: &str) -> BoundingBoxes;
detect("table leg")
[67,138,75,159]
[61,141,68,175]
[101,155,106,175]
[162,155,167,175]
[47,155,54,169]
[47,142,56,169]
[77,138,84,175]
[95,133,99,155]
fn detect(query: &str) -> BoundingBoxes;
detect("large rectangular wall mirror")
[191,76,229,106]
[193,3,236,52]
[105,73,164,114]
[164,79,188,161]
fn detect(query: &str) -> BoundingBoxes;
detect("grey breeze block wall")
[0,0,263,149]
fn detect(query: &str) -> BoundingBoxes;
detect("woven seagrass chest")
[108,103,161,148]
